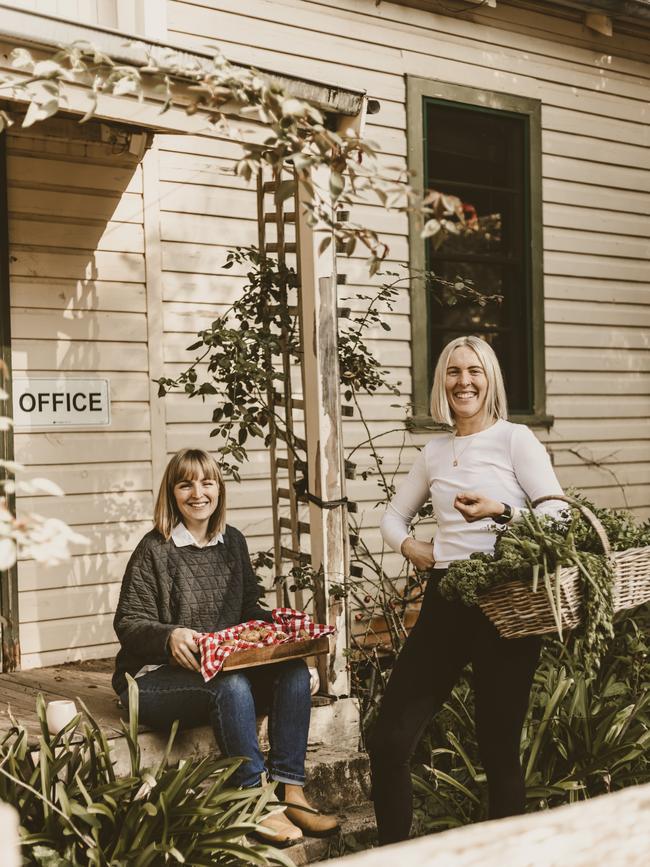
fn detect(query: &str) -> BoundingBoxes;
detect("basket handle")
[531,494,611,558]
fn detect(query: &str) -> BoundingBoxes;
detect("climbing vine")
[0,42,474,274]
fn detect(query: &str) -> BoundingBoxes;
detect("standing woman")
[369,336,564,844]
[112,448,338,845]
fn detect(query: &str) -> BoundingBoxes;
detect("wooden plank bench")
[351,601,422,652]
[0,638,330,746]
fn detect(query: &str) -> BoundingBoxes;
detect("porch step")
[304,746,371,812]
[111,695,361,777]
[285,804,377,866]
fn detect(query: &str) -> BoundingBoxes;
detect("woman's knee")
[278,658,309,683]
[273,659,310,695]
[208,672,253,704]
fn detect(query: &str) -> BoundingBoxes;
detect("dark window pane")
[430,189,521,259]
[424,98,532,413]
[425,102,525,189]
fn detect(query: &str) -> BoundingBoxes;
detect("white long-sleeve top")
[380,419,564,568]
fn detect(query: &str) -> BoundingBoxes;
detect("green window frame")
[406,76,551,429]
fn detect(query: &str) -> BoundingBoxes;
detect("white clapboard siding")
[19,582,122,624]
[544,228,648,261]
[543,205,650,239]
[18,551,133,593]
[7,154,142,193]
[8,123,155,668]
[9,189,143,223]
[11,309,147,342]
[19,613,117,656]
[20,642,121,671]
[542,180,650,215]
[10,219,145,254]
[542,155,649,194]
[17,462,152,496]
[546,324,649,351]
[66,521,154,557]
[14,432,151,465]
[10,277,147,313]
[550,441,650,468]
[545,300,650,329]
[9,249,146,283]
[159,182,255,217]
[541,107,648,148]
[11,338,149,371]
[2,0,119,28]
[547,371,650,396]
[161,271,249,304]
[544,277,648,305]
[17,491,153,527]
[12,0,650,668]
[547,395,650,420]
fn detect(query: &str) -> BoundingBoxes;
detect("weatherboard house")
[0,0,648,694]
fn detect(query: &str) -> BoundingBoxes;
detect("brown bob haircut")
[153,448,226,541]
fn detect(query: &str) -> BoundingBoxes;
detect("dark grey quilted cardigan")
[112,525,272,695]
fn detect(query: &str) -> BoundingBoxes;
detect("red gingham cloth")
[197,608,335,682]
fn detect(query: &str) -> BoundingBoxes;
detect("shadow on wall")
[5,116,154,664]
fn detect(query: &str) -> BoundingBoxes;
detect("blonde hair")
[154,448,226,540]
[430,335,508,427]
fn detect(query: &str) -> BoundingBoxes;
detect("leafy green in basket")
[439,497,649,675]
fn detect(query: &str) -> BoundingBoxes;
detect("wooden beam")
[141,142,168,494]
[0,6,365,127]
[0,131,20,673]
[296,169,350,696]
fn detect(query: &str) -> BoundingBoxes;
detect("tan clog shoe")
[254,807,304,848]
[284,803,340,838]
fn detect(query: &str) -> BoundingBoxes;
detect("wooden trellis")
[256,166,353,694]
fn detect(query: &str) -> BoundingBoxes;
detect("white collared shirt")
[170,523,224,549]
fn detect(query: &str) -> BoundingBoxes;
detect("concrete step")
[285,804,377,866]
[304,746,371,812]
[111,696,361,776]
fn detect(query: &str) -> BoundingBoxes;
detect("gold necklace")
[451,434,475,467]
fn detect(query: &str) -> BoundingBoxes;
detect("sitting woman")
[112,447,338,845]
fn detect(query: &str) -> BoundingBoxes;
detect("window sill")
[408,413,555,433]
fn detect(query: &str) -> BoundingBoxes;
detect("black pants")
[368,569,542,845]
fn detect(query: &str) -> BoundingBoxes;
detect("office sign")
[12,378,111,429]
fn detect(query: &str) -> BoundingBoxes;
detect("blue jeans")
[121,660,311,788]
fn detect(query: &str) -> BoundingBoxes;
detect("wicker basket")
[477,495,650,639]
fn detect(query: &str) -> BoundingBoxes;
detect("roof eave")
[0,2,366,126]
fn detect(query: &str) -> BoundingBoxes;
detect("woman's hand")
[168,627,202,672]
[400,537,435,571]
[454,492,505,523]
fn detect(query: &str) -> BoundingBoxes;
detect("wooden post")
[0,131,20,673]
[142,141,168,494]
[296,170,350,696]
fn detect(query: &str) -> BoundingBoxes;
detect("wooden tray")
[220,636,330,672]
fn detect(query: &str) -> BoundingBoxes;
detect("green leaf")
[329,171,345,201]
[275,179,296,204]
[23,98,60,128]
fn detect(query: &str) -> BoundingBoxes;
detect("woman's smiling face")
[445,345,488,423]
[173,476,219,528]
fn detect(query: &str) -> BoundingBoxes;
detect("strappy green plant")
[411,605,650,833]
[0,677,293,866]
